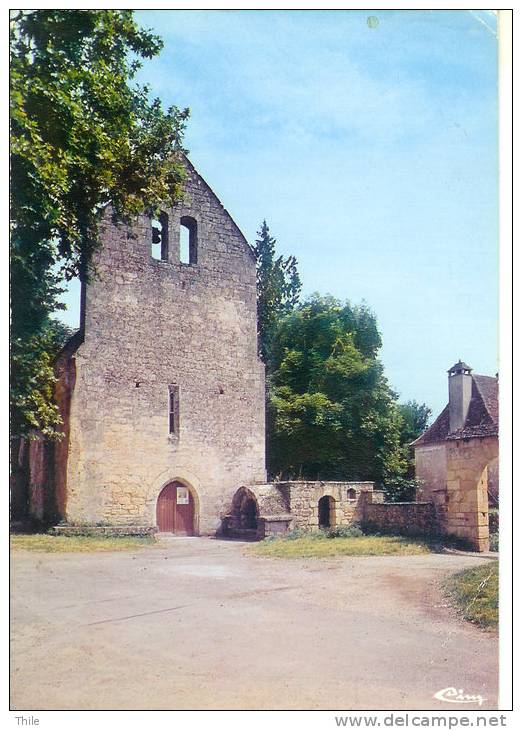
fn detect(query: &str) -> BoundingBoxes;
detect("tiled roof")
[473,375,499,426]
[412,374,498,447]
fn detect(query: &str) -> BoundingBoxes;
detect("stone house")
[413,361,498,551]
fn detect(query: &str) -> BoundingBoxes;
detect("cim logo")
[434,687,486,706]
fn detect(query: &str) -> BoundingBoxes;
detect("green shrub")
[489,532,499,552]
[265,526,366,542]
[283,528,308,540]
[382,477,421,503]
[326,525,364,539]
[488,508,499,535]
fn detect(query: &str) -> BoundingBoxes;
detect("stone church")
[43,156,267,535]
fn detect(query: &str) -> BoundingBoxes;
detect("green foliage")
[488,507,499,531]
[325,525,364,538]
[253,220,301,363]
[10,319,76,439]
[488,508,498,552]
[489,533,499,552]
[281,528,308,541]
[397,400,432,443]
[266,525,364,542]
[10,10,189,437]
[382,476,422,503]
[267,294,408,483]
[397,400,432,477]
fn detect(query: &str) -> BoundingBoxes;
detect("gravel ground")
[10,536,498,710]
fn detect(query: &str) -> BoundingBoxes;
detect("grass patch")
[252,533,433,558]
[10,533,158,553]
[445,562,498,629]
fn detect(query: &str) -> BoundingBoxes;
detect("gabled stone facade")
[50,157,266,534]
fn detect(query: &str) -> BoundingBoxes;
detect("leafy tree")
[10,10,189,438]
[397,399,432,478]
[382,476,422,503]
[380,401,431,500]
[398,400,432,445]
[253,220,301,363]
[267,295,407,483]
[10,319,76,439]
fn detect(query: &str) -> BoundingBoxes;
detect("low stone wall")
[280,481,375,531]
[222,481,444,542]
[49,525,158,537]
[222,512,292,540]
[362,501,437,537]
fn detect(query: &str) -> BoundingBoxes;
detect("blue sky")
[58,9,498,417]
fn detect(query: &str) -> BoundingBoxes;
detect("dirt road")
[10,537,498,710]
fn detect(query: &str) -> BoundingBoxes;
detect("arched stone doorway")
[445,436,498,551]
[318,495,335,529]
[156,481,197,535]
[228,487,260,536]
[477,455,499,533]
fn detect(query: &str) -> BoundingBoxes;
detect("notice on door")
[177,486,189,504]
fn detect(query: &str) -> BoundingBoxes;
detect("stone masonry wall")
[416,436,498,551]
[27,435,46,522]
[10,438,29,522]
[362,500,437,537]
[280,481,375,531]
[415,443,448,530]
[58,157,266,533]
[53,335,80,521]
[415,444,447,500]
[232,482,438,539]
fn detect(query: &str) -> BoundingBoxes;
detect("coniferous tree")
[253,220,301,365]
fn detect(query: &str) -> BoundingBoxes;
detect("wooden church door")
[156,482,195,535]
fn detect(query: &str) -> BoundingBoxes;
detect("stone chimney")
[448,360,473,433]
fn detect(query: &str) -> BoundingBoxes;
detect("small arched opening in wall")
[151,212,169,261]
[318,495,336,529]
[229,487,260,536]
[180,216,198,264]
[156,480,199,535]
